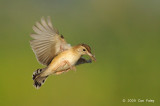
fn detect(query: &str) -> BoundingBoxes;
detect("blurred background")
[0,0,160,106]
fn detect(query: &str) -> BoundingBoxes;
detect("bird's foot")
[55,68,70,75]
[70,66,76,71]
[55,71,64,75]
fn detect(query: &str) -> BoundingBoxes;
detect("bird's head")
[76,44,96,62]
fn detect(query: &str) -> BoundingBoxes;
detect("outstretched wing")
[75,57,92,66]
[30,16,71,66]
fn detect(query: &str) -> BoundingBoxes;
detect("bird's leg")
[55,68,70,75]
[55,71,64,75]
[54,61,67,71]
[54,62,66,75]
[54,60,74,75]
[64,60,76,71]
[71,66,76,71]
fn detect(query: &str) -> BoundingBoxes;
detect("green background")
[0,0,160,106]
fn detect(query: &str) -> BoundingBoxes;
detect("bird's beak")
[87,52,96,62]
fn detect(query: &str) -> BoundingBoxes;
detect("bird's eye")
[83,49,86,51]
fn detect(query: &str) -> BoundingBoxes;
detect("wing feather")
[32,26,43,34]
[30,17,71,66]
[75,57,92,66]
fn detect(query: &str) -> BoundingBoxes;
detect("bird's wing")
[75,57,92,66]
[30,16,71,66]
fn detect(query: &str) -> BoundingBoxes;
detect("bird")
[30,16,96,89]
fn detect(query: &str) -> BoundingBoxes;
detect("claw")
[71,66,76,71]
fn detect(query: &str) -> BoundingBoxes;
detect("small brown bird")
[30,16,96,89]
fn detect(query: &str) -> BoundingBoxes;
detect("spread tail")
[32,68,48,89]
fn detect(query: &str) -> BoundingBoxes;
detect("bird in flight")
[30,16,96,89]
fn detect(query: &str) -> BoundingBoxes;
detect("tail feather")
[32,69,43,80]
[32,68,48,89]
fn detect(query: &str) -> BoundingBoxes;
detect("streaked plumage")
[30,16,96,89]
